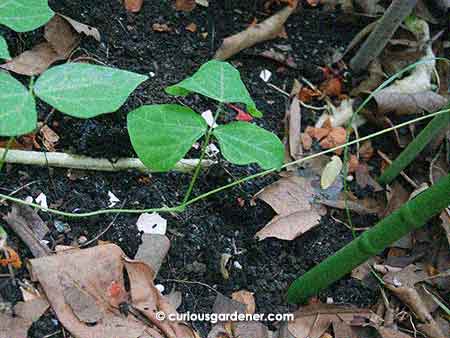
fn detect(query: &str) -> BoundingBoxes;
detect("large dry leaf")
[0,42,62,76]
[29,244,195,338]
[287,304,380,338]
[374,90,448,116]
[254,175,321,240]
[0,298,49,338]
[231,290,256,315]
[383,265,445,338]
[44,15,80,58]
[214,1,298,60]
[0,14,98,76]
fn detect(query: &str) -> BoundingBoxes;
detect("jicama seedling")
[127,60,284,172]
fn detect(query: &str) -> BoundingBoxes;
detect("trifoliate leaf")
[127,104,207,172]
[0,71,37,136]
[165,60,262,117]
[34,63,148,118]
[213,122,284,169]
[0,0,54,32]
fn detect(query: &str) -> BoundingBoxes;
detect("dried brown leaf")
[231,290,256,315]
[0,42,61,76]
[30,244,195,338]
[44,15,80,58]
[287,97,302,159]
[134,234,170,276]
[288,304,379,338]
[374,90,448,116]
[59,14,101,42]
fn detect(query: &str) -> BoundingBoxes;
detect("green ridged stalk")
[287,173,450,304]
[378,110,450,185]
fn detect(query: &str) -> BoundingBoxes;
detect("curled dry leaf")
[287,96,302,160]
[30,244,196,338]
[40,125,60,151]
[254,175,321,241]
[135,234,170,275]
[124,0,144,12]
[214,0,298,60]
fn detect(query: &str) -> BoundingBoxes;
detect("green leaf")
[34,63,148,118]
[0,71,37,136]
[213,122,284,169]
[0,0,54,32]
[165,60,262,117]
[0,35,10,59]
[127,104,208,172]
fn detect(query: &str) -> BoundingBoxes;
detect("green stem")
[0,108,448,218]
[287,172,450,304]
[378,108,450,185]
[0,137,14,172]
[182,104,223,203]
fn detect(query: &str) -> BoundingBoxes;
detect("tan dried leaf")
[45,15,80,58]
[231,290,256,315]
[0,42,61,76]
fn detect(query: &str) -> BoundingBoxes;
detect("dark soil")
[0,1,379,337]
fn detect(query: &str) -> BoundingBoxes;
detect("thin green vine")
[0,108,448,218]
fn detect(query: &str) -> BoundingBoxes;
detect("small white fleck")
[206,143,220,157]
[108,191,120,208]
[136,212,167,235]
[326,297,334,304]
[149,71,156,77]
[35,193,48,209]
[233,261,243,269]
[155,284,165,293]
[260,69,272,82]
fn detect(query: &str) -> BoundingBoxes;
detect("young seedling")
[127,60,284,200]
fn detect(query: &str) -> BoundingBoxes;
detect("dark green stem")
[182,104,223,203]
[378,109,450,185]
[287,173,450,304]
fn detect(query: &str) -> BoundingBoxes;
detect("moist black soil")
[0,1,378,337]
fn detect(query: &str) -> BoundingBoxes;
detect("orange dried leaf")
[306,127,330,141]
[1,247,22,269]
[298,87,320,103]
[320,77,342,97]
[175,0,196,11]
[123,0,143,12]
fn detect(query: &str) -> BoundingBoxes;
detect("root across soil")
[0,1,378,337]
